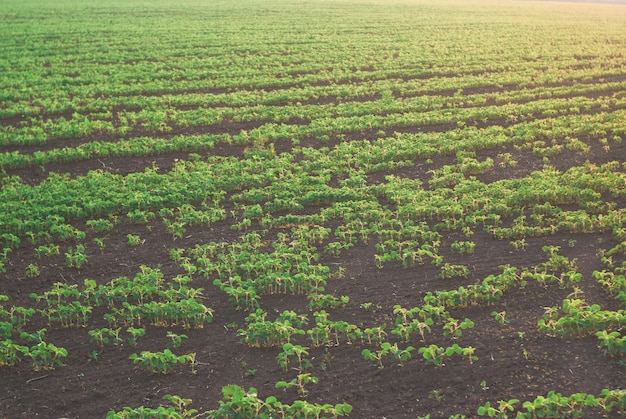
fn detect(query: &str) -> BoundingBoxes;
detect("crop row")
[2,62,625,130]
[1,139,624,281]
[3,41,624,110]
[2,81,625,151]
[1,110,624,188]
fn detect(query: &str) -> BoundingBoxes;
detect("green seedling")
[275,373,319,397]
[86,218,115,232]
[25,264,40,278]
[491,311,509,326]
[129,349,195,374]
[166,331,188,348]
[127,327,145,346]
[127,234,142,246]
[442,317,474,338]
[277,343,312,372]
[65,244,87,269]
[362,341,415,369]
[477,399,520,417]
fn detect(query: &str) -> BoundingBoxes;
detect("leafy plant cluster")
[477,389,626,418]
[1,265,211,372]
[107,385,353,419]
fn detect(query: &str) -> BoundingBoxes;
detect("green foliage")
[106,394,198,418]
[88,327,122,347]
[238,309,307,348]
[538,298,626,337]
[25,263,40,278]
[361,341,415,369]
[86,218,115,232]
[1,0,626,417]
[35,243,60,259]
[126,234,142,246]
[166,331,188,348]
[596,330,626,358]
[129,349,196,374]
[65,244,87,269]
[417,343,476,368]
[126,327,146,346]
[205,384,352,418]
[275,373,319,397]
[277,343,312,372]
[18,329,68,371]
[0,339,29,367]
[477,399,519,418]
[491,311,509,326]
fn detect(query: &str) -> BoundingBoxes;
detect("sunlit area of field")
[1,0,625,417]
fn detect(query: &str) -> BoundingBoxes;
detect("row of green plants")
[1,120,623,263]
[0,328,67,371]
[476,389,626,418]
[3,64,623,128]
[1,140,623,378]
[4,31,623,120]
[3,77,624,148]
[2,93,625,174]
[1,265,212,371]
[106,387,626,418]
[107,385,353,419]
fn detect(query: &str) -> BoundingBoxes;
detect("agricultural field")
[1,0,626,417]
